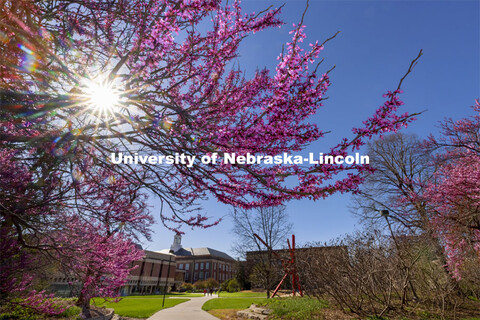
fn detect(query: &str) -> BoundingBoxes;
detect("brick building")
[246,245,348,264]
[49,249,177,296]
[160,234,236,284]
[245,245,348,291]
[49,236,235,296]
[122,249,176,295]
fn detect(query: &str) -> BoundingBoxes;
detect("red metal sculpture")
[253,233,303,298]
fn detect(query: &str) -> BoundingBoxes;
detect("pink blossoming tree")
[1,0,420,317]
[424,100,480,279]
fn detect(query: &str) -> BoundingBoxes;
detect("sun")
[80,75,123,118]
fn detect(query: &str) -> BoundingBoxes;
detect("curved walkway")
[147,295,218,320]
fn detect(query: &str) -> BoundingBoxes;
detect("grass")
[202,295,329,320]
[202,290,480,320]
[217,291,268,298]
[208,309,240,319]
[261,296,329,320]
[92,297,189,318]
[121,292,203,298]
[202,297,267,311]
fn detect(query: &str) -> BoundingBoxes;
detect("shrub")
[180,282,194,292]
[193,280,207,290]
[205,278,219,289]
[219,279,243,292]
[0,303,80,320]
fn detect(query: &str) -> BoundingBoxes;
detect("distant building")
[49,249,176,297]
[245,245,348,290]
[246,245,348,264]
[123,249,176,295]
[49,235,235,296]
[159,234,236,284]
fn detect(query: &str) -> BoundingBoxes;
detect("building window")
[194,273,198,281]
[213,262,216,269]
[185,272,190,281]
[185,263,190,270]
[206,262,210,269]
[205,272,209,279]
[200,271,204,280]
[200,262,204,270]
[195,263,198,270]
[179,263,183,270]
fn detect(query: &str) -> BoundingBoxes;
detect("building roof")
[246,245,347,256]
[157,247,235,261]
[144,249,175,260]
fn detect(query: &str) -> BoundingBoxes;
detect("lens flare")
[82,77,122,115]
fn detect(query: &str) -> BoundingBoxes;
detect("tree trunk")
[427,231,463,296]
[76,293,92,319]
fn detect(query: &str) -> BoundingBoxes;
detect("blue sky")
[143,0,480,257]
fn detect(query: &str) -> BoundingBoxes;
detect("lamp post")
[381,210,400,249]
[381,209,401,253]
[162,254,172,308]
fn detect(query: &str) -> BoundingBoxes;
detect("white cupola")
[170,234,182,253]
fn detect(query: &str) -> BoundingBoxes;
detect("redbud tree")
[424,100,480,279]
[1,0,420,316]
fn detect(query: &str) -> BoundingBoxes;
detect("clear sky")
[143,0,480,258]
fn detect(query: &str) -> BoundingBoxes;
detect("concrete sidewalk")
[147,295,219,320]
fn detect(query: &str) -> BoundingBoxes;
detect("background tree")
[349,132,461,297]
[351,103,480,300]
[426,154,480,278]
[226,278,241,293]
[193,280,207,292]
[424,100,480,279]
[232,206,292,257]
[231,205,292,297]
[220,278,241,293]
[351,133,434,234]
[205,278,219,290]
[233,260,250,290]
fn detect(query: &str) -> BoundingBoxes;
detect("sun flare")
[81,76,123,118]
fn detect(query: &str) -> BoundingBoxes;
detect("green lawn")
[261,297,328,320]
[202,295,329,320]
[202,297,267,311]
[92,297,189,318]
[121,292,203,298]
[217,291,268,298]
